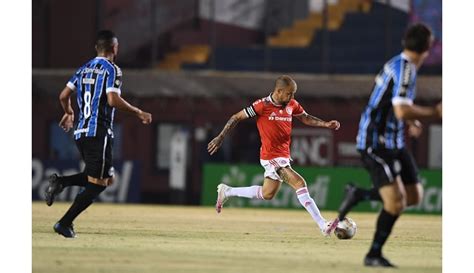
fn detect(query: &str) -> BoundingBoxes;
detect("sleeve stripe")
[243,108,250,118]
[248,106,256,117]
[105,62,117,89]
[246,107,255,117]
[396,59,411,97]
[402,61,411,86]
[250,106,257,116]
[106,87,121,94]
[245,106,256,117]
[66,82,76,91]
[392,97,413,106]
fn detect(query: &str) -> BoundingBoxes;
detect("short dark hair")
[96,30,118,53]
[275,75,296,89]
[402,23,433,53]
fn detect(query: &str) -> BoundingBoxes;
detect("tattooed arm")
[296,112,341,130]
[207,110,249,155]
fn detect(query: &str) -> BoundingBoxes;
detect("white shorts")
[260,157,291,182]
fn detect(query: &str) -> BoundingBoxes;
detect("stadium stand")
[180,1,410,74]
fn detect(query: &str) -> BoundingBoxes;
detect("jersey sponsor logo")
[82,68,105,75]
[275,116,292,122]
[82,78,96,85]
[74,128,89,135]
[268,112,292,122]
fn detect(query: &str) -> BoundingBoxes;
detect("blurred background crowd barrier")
[32,0,442,213]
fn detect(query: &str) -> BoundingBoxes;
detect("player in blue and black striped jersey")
[44,30,152,238]
[336,23,442,267]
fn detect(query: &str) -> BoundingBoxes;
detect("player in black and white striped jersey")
[336,23,442,267]
[45,30,152,238]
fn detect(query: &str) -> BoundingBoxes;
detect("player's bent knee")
[383,192,406,214]
[262,191,276,200]
[88,176,113,187]
[384,199,406,215]
[293,179,306,190]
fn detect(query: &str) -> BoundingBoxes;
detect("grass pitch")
[33,202,441,273]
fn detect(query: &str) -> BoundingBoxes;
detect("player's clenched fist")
[325,120,340,130]
[137,110,152,124]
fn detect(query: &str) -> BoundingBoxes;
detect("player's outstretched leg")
[215,183,265,213]
[276,167,337,237]
[337,183,360,221]
[337,183,381,221]
[295,187,337,236]
[45,172,88,206]
[54,182,106,238]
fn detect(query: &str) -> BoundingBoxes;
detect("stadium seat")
[181,1,409,74]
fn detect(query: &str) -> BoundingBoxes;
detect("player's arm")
[106,92,152,124]
[296,112,340,130]
[58,86,75,132]
[393,102,442,120]
[392,61,441,121]
[59,86,74,115]
[105,65,152,124]
[207,110,249,155]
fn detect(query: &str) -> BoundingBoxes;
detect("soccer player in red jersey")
[207,75,341,236]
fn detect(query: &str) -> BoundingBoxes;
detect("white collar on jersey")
[268,93,282,107]
[400,52,412,62]
[95,57,108,60]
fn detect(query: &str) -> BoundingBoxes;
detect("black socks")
[59,172,88,188]
[356,187,382,201]
[367,209,400,257]
[58,182,106,226]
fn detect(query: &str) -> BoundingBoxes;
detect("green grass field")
[32,202,441,273]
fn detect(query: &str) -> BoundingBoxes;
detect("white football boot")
[321,218,339,237]
[216,183,230,213]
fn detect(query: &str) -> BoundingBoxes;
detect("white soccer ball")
[334,217,357,240]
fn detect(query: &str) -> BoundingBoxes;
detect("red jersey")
[243,94,305,160]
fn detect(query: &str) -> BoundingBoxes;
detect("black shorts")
[75,134,114,179]
[359,147,419,189]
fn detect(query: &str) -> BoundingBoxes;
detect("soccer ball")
[334,217,357,240]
